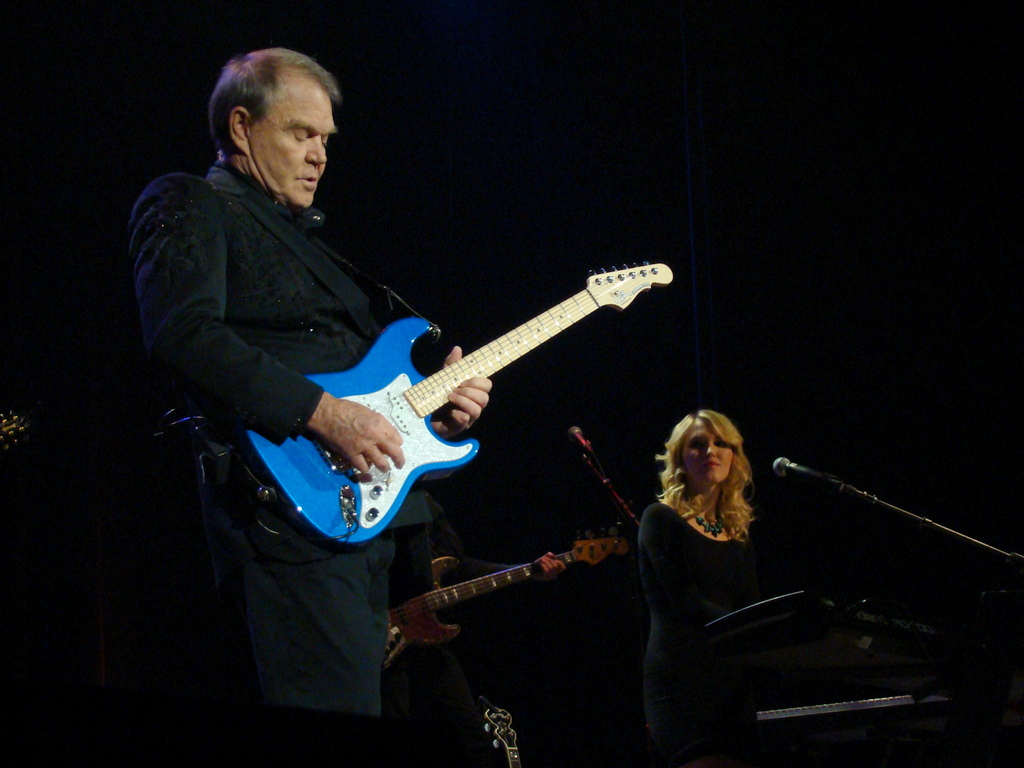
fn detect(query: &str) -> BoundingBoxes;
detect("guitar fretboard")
[405,289,600,417]
[416,551,578,614]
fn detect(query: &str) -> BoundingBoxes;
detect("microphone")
[773,457,845,489]
[568,426,594,452]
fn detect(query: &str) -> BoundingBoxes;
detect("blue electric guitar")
[244,264,673,543]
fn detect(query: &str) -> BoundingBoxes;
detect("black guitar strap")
[205,165,377,337]
[312,235,442,343]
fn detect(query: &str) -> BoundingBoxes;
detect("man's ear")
[227,106,251,156]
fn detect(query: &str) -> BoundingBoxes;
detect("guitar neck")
[418,550,577,614]
[1,412,31,451]
[503,746,522,768]
[405,288,600,417]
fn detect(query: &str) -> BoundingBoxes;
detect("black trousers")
[382,644,494,768]
[237,534,396,716]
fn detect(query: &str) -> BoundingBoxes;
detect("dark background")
[3,2,1020,764]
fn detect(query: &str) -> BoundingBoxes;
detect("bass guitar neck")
[384,535,628,668]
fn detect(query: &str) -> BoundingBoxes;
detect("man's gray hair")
[208,48,342,159]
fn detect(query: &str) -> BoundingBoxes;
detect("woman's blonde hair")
[655,409,755,541]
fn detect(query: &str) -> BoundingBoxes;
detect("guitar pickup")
[316,442,351,474]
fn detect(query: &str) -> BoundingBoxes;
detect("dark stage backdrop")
[3,2,1019,765]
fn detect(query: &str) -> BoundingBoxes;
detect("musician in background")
[130,47,491,717]
[639,410,761,768]
[384,493,564,767]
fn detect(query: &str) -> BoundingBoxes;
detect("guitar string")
[404,265,666,413]
[406,290,600,415]
[399,551,581,614]
[400,538,628,614]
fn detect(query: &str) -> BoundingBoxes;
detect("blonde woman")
[639,410,760,768]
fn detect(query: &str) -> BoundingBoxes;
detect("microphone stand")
[572,445,640,530]
[568,431,648,762]
[832,481,1024,570]
[804,477,1023,767]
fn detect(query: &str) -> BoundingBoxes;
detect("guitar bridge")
[339,486,357,530]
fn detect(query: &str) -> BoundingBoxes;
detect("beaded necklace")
[694,514,723,537]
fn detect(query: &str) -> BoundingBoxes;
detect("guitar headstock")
[479,696,521,768]
[586,263,673,310]
[573,536,629,565]
[1,411,31,451]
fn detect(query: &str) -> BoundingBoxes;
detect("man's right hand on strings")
[306,392,405,479]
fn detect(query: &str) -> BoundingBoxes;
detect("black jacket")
[130,163,430,581]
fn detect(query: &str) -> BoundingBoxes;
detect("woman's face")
[681,425,734,496]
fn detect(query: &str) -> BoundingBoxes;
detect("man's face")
[242,73,336,212]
